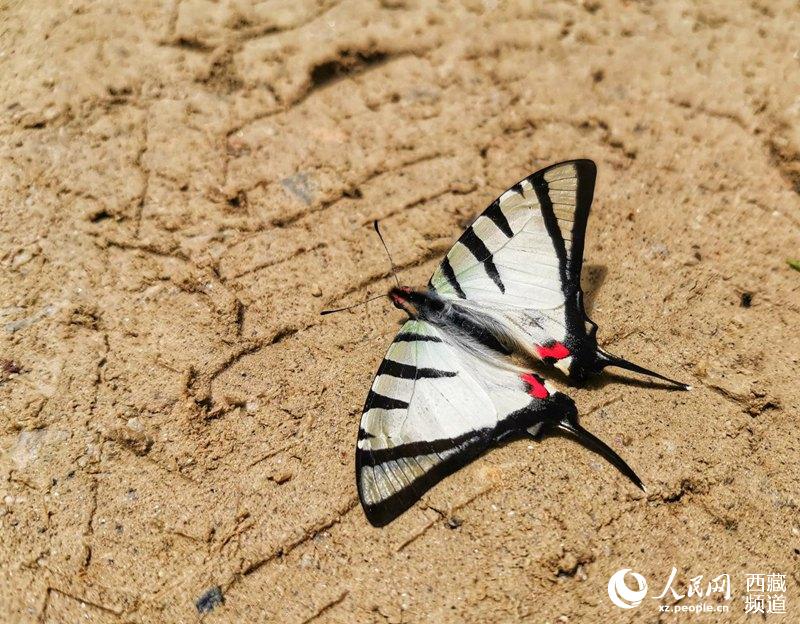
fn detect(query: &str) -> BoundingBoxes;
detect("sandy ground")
[1,0,799,622]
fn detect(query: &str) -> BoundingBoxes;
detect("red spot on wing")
[520,372,549,399]
[536,342,570,360]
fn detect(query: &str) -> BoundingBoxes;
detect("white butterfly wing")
[428,160,597,371]
[353,160,680,526]
[356,319,570,526]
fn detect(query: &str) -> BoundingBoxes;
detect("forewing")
[428,160,597,359]
[429,159,594,304]
[356,319,571,526]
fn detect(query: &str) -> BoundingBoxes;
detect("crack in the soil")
[133,111,150,238]
[299,589,349,624]
[225,496,358,587]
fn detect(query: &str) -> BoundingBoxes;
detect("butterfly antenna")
[596,348,690,390]
[320,293,386,316]
[556,415,645,491]
[373,220,400,287]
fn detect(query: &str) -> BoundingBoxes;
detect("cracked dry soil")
[1,1,799,623]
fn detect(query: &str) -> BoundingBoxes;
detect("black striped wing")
[356,319,571,526]
[428,160,597,368]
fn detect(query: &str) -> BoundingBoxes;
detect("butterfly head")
[389,287,447,321]
[389,286,418,316]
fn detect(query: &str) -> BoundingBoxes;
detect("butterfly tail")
[595,348,690,390]
[555,414,645,491]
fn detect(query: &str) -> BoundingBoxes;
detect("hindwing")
[356,319,572,526]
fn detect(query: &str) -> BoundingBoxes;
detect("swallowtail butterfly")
[350,159,688,526]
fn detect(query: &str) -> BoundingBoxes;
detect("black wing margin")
[356,429,493,527]
[529,158,597,291]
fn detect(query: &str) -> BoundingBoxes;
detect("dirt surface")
[1,1,799,622]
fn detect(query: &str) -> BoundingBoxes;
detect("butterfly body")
[389,286,513,358]
[389,285,607,387]
[350,160,688,526]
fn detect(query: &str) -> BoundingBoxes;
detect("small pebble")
[270,469,292,484]
[196,586,224,614]
[1,359,21,374]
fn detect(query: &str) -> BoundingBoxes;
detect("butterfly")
[351,159,689,527]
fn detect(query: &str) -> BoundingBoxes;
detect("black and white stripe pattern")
[376,358,457,380]
[427,160,596,357]
[484,200,514,238]
[356,319,564,526]
[440,257,466,299]
[459,226,505,292]
[353,160,670,527]
[364,389,409,411]
[429,161,595,305]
